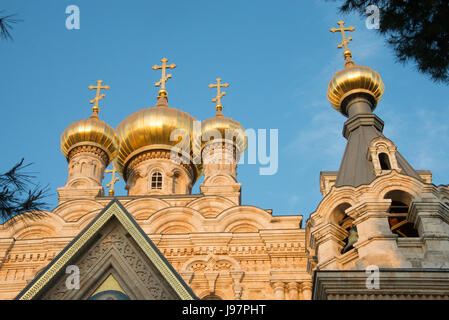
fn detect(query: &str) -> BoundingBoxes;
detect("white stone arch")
[311,187,358,224]
[181,254,241,273]
[124,197,170,220]
[53,199,104,221]
[216,205,272,232]
[370,171,424,201]
[204,173,237,185]
[143,207,204,233]
[225,219,261,232]
[157,221,196,234]
[72,208,103,230]
[14,225,56,240]
[186,196,235,218]
[66,177,94,189]
[9,213,64,240]
[182,255,243,300]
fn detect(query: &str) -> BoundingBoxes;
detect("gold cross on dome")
[330,20,355,53]
[88,80,110,116]
[152,57,176,98]
[208,78,229,115]
[105,164,119,196]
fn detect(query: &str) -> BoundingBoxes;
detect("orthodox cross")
[152,58,176,97]
[330,20,355,52]
[105,164,119,196]
[208,78,229,115]
[88,80,110,116]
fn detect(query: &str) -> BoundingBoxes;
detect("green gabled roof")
[16,199,197,300]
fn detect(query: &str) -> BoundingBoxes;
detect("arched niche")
[384,190,419,238]
[330,203,357,254]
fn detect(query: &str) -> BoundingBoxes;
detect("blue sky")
[1,0,448,221]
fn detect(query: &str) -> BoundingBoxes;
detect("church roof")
[335,113,423,188]
[16,199,197,300]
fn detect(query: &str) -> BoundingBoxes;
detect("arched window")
[384,190,419,237]
[379,153,391,170]
[339,216,357,254]
[150,172,163,190]
[330,203,358,254]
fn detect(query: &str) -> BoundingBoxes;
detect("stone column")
[409,200,449,267]
[272,282,285,300]
[300,282,313,300]
[311,223,347,269]
[287,282,299,300]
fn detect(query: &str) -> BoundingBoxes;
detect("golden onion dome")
[202,78,247,158]
[327,62,385,115]
[327,21,385,115]
[61,113,119,163]
[201,112,247,158]
[116,97,201,179]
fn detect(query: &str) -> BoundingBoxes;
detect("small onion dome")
[61,112,118,164]
[201,112,247,159]
[327,53,385,116]
[115,96,202,180]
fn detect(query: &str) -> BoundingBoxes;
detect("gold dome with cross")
[201,78,247,157]
[327,20,385,116]
[61,80,119,164]
[115,58,202,181]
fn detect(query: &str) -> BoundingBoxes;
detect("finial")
[208,78,229,117]
[330,20,356,67]
[88,80,110,118]
[105,163,119,196]
[152,57,176,100]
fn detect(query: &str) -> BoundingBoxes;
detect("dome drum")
[121,146,199,183]
[67,144,110,166]
[201,117,247,161]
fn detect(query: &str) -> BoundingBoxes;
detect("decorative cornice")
[342,113,384,139]
[311,223,347,246]
[346,200,391,222]
[409,200,449,233]
[67,145,109,165]
[125,149,196,182]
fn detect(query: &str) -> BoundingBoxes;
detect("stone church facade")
[1,22,449,300]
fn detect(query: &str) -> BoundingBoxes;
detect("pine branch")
[0,11,22,41]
